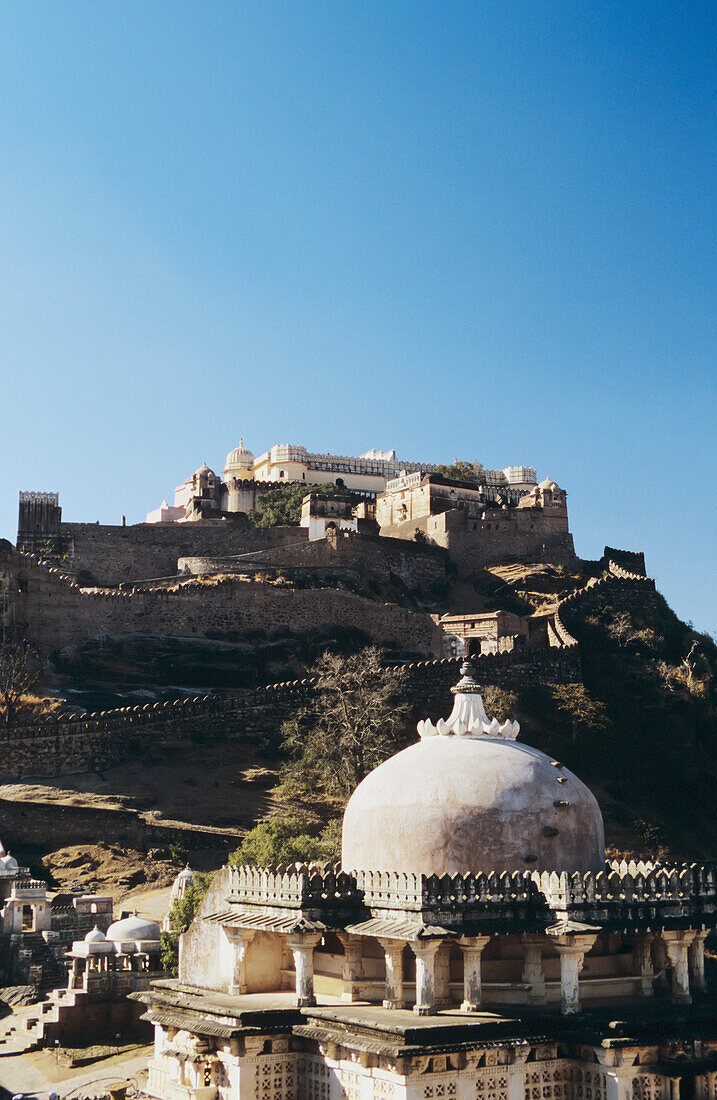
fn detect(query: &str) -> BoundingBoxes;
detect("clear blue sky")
[1,3,715,631]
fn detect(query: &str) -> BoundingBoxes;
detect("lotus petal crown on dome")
[416,660,519,741]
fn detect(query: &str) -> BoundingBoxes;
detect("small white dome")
[538,476,560,491]
[106,913,161,943]
[0,854,19,873]
[84,925,107,943]
[177,864,194,882]
[194,463,215,477]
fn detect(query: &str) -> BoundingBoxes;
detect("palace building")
[135,663,717,1100]
[145,440,539,523]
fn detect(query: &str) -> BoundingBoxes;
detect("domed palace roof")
[341,661,604,877]
[224,438,255,471]
[538,476,561,491]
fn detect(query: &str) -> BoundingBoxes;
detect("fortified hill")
[8,441,574,671]
[0,438,714,986]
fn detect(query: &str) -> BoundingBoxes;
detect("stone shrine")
[135,663,717,1100]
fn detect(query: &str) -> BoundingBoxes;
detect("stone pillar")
[337,934,363,1003]
[552,934,597,1016]
[379,939,406,1010]
[225,928,254,996]
[435,942,452,1007]
[457,936,490,1012]
[689,931,708,993]
[652,935,670,988]
[410,940,442,1016]
[286,933,322,1008]
[662,931,697,1005]
[521,935,547,1006]
[605,1070,635,1100]
[632,933,655,996]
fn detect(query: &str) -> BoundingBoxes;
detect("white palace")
[135,662,717,1100]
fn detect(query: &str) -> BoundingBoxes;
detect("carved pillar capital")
[661,930,696,1004]
[552,933,597,1016]
[286,932,322,1008]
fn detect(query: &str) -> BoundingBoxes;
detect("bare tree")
[0,638,43,727]
[281,647,411,799]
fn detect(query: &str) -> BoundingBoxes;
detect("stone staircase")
[0,996,58,1055]
[20,932,67,992]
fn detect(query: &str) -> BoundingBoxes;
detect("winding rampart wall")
[9,552,441,659]
[549,548,657,649]
[0,647,581,780]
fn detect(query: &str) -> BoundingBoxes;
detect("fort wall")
[177,531,447,590]
[9,552,441,659]
[383,507,575,571]
[0,646,582,780]
[52,521,304,585]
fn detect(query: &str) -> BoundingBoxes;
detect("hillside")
[1,552,714,902]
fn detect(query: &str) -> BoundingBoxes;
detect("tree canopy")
[433,460,485,484]
[247,481,348,527]
[280,646,411,799]
[229,816,341,868]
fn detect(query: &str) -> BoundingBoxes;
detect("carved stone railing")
[223,862,717,929]
[227,865,360,909]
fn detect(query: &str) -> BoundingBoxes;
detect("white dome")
[538,476,560,491]
[342,665,604,877]
[84,925,107,943]
[106,913,161,943]
[0,854,18,873]
[225,439,255,471]
[194,463,215,478]
[177,865,194,882]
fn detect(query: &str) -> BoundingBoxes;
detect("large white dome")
[341,664,605,877]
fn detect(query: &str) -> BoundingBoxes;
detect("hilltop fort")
[5,441,576,671]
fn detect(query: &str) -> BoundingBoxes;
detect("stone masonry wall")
[178,531,447,590]
[10,553,441,658]
[0,647,581,780]
[55,521,304,585]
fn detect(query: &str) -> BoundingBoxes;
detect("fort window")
[22,904,34,931]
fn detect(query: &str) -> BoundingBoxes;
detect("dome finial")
[451,658,481,694]
[416,661,520,740]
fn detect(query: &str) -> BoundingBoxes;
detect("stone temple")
[136,663,717,1099]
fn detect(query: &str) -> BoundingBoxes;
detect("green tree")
[248,482,347,527]
[281,646,411,798]
[434,460,485,484]
[551,683,608,745]
[229,816,341,868]
[481,685,520,721]
[161,871,216,976]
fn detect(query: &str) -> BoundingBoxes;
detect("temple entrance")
[21,904,34,931]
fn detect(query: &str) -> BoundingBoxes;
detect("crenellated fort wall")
[0,646,582,780]
[7,550,442,659]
